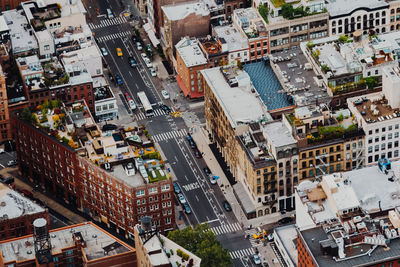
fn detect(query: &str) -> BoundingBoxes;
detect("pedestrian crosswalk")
[134,108,169,121]
[89,16,127,30]
[229,248,255,259]
[182,182,200,192]
[151,129,187,143]
[96,31,131,43]
[209,222,242,235]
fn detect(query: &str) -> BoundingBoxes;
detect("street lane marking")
[229,248,255,259]
[182,182,200,192]
[195,195,200,202]
[209,222,241,236]
[206,218,219,224]
[0,163,4,168]
[184,175,189,181]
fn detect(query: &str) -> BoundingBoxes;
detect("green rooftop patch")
[271,0,286,8]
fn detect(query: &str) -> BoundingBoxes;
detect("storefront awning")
[143,23,160,47]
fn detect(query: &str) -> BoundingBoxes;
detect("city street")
[83,1,265,265]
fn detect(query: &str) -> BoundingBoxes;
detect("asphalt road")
[85,2,260,266]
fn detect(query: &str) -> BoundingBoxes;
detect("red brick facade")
[14,118,175,238]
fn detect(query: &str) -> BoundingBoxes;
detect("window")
[161,184,170,191]
[389,133,393,139]
[64,249,73,256]
[136,190,145,197]
[149,187,158,194]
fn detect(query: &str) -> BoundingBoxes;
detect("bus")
[137,91,154,117]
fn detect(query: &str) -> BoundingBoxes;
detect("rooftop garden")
[258,4,269,24]
[281,3,327,20]
[307,124,359,144]
[285,113,304,127]
[43,61,69,87]
[271,0,286,8]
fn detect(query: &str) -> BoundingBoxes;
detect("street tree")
[167,223,233,267]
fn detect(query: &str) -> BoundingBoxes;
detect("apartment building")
[134,219,201,267]
[327,0,389,36]
[202,65,303,218]
[160,1,210,65]
[14,100,175,238]
[232,8,269,61]
[388,0,400,31]
[175,37,208,99]
[0,183,49,241]
[348,66,400,165]
[294,161,400,266]
[0,65,10,142]
[93,76,118,122]
[213,24,250,63]
[0,220,137,266]
[283,105,365,180]
[0,0,26,11]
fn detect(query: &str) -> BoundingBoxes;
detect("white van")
[107,9,114,19]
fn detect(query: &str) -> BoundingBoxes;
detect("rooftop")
[213,24,248,52]
[162,1,209,21]
[274,225,297,266]
[0,222,134,264]
[176,37,208,67]
[264,121,296,147]
[326,0,388,18]
[243,61,292,111]
[201,66,272,128]
[0,184,45,220]
[135,224,201,266]
[94,85,114,101]
[233,8,267,39]
[0,16,9,33]
[3,9,39,54]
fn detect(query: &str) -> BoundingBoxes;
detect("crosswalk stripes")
[209,222,241,236]
[88,16,127,30]
[229,248,255,259]
[151,129,187,142]
[96,31,131,43]
[134,108,169,121]
[245,229,264,247]
[181,182,200,192]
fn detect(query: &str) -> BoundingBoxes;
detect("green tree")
[258,4,269,24]
[365,76,378,90]
[321,64,330,73]
[338,35,349,43]
[167,223,233,267]
[281,3,294,19]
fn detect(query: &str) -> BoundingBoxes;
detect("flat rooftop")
[3,9,39,54]
[162,1,209,21]
[275,225,297,266]
[0,184,45,220]
[243,61,291,111]
[0,222,133,263]
[176,38,207,67]
[201,67,272,128]
[213,25,248,52]
[326,0,388,18]
[272,48,331,107]
[263,121,296,147]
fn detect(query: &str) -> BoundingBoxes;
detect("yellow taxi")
[253,229,267,240]
[116,48,123,57]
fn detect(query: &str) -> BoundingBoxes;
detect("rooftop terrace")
[0,222,133,264]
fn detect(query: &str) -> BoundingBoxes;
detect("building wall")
[225,0,246,20]
[329,7,389,36]
[14,117,175,237]
[267,13,329,52]
[297,232,317,267]
[0,66,11,142]
[176,51,207,98]
[27,82,95,112]
[389,1,400,31]
[151,0,188,38]
[0,0,25,11]
[45,13,87,34]
[0,211,50,241]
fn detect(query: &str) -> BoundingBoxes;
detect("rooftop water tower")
[33,218,53,264]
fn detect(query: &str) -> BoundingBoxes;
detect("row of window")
[331,11,387,27]
[368,132,400,144]
[368,141,399,152]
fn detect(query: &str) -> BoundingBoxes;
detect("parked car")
[267,233,274,242]
[100,47,108,56]
[253,254,261,265]
[186,133,192,140]
[115,74,123,85]
[125,92,132,101]
[0,176,14,184]
[159,104,172,114]
[144,58,153,68]
[209,175,218,185]
[161,90,170,99]
[150,67,157,77]
[131,35,137,43]
[223,201,232,212]
[188,139,196,149]
[203,167,211,176]
[136,42,143,50]
[183,203,192,214]
[102,124,117,131]
[177,193,186,204]
[7,160,17,167]
[253,229,267,240]
[173,182,181,194]
[141,53,148,61]
[0,148,5,154]
[193,148,202,158]
[116,47,123,57]
[128,99,136,110]
[147,44,152,52]
[20,189,33,199]
[129,57,137,67]
[278,217,294,225]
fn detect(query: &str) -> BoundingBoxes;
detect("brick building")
[0,183,49,241]
[0,0,25,12]
[14,100,175,239]
[0,64,11,142]
[0,221,137,266]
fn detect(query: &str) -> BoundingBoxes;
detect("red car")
[125,92,132,101]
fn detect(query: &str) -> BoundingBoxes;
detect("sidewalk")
[190,125,284,227]
[1,168,86,224]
